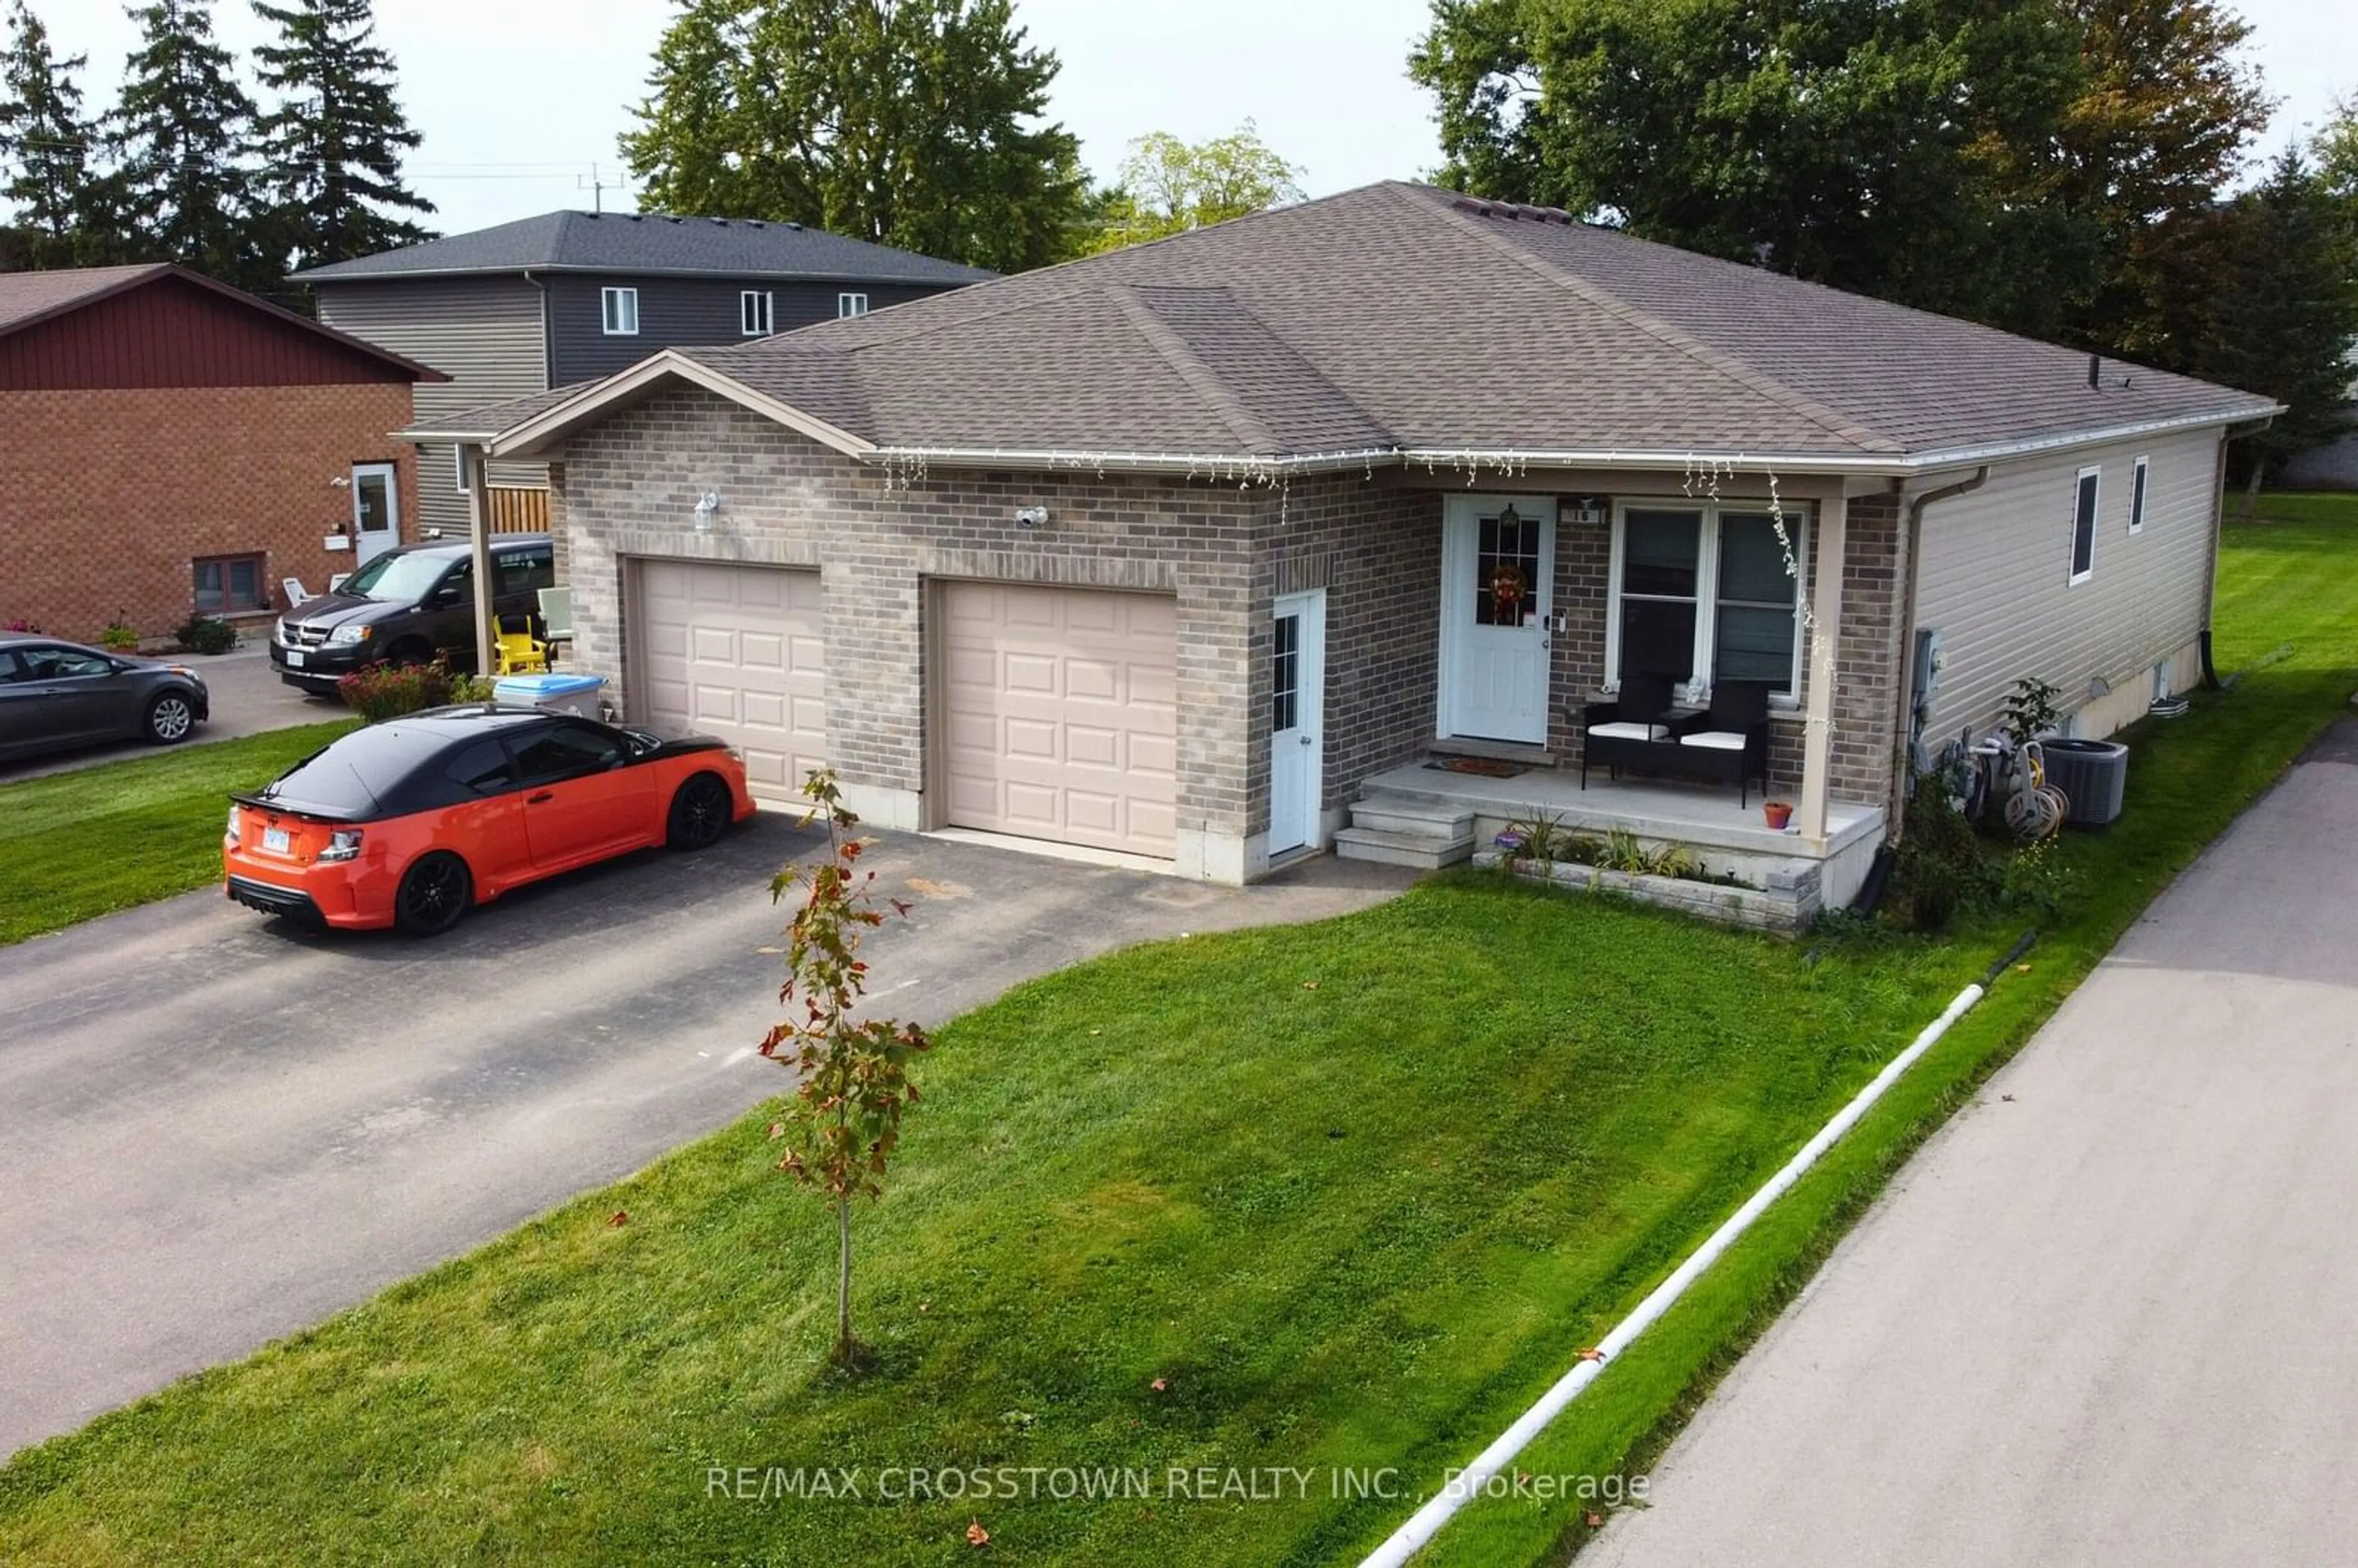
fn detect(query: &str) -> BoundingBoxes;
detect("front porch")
[1333,761,1886,931]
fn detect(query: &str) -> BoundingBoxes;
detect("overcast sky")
[37,0,2352,238]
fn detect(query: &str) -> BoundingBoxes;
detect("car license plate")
[285,648,306,668]
[263,826,291,854]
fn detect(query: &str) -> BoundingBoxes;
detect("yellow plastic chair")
[491,613,549,676]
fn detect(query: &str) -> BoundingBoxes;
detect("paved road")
[1,645,335,783]
[0,823,1411,1456]
[1588,720,2358,1568]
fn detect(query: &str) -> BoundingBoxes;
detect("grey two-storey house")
[295,211,992,539]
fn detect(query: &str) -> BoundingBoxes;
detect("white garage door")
[636,560,823,805]
[942,583,1178,858]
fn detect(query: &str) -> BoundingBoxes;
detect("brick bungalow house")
[0,264,442,645]
[413,183,2277,920]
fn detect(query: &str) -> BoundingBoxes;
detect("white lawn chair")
[281,576,314,606]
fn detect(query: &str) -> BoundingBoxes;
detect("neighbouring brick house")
[418,182,2277,915]
[0,264,441,645]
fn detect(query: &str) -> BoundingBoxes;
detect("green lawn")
[0,722,357,945]
[0,497,2351,1567]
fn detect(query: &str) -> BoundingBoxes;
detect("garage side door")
[942,583,1177,858]
[636,561,823,805]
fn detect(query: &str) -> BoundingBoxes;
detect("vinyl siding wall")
[1912,427,2224,745]
[314,276,549,536]
[546,274,951,384]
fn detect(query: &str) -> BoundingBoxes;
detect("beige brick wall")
[0,383,418,642]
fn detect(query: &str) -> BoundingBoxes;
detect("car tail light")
[320,828,365,863]
[225,804,243,843]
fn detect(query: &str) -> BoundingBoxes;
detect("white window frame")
[837,291,870,319]
[1603,499,1811,704]
[452,444,469,494]
[740,289,773,336]
[2069,465,2100,584]
[601,286,639,336]
[2128,454,2149,534]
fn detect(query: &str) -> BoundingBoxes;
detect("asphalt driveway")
[0,820,1411,1457]
[1587,720,2358,1567]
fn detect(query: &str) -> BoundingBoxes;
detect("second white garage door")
[941,583,1178,858]
[636,560,824,805]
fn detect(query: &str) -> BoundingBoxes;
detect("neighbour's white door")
[1269,589,1325,856]
[351,463,400,565]
[1441,495,1554,743]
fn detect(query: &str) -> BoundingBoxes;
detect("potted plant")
[1762,801,1794,831]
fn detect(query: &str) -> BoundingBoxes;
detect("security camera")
[1014,505,1049,528]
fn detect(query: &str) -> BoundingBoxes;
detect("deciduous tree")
[251,0,432,275]
[761,770,932,1369]
[622,0,1088,273]
[1084,121,1305,254]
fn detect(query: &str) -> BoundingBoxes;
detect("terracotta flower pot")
[1762,801,1794,831]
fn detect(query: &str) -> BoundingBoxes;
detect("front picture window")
[1617,509,1702,684]
[1609,504,1808,697]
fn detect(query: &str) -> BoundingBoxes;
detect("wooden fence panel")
[486,486,550,535]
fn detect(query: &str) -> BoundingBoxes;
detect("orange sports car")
[224,705,755,935]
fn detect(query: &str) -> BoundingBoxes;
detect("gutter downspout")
[2201,416,2278,689]
[1888,465,1991,828]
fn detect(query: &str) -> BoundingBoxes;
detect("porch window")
[1609,503,1807,699]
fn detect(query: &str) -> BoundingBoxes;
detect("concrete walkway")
[0,645,335,782]
[1587,720,2358,1567]
[0,824,1411,1457]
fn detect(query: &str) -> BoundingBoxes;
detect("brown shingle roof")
[475,182,2279,469]
[0,265,174,333]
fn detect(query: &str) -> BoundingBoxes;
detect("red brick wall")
[0,383,417,643]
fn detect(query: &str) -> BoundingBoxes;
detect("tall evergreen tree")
[109,0,268,289]
[250,0,432,275]
[0,1,111,268]
[622,0,1089,273]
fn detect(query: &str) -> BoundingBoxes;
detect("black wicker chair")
[1668,680,1773,806]
[1578,670,1679,787]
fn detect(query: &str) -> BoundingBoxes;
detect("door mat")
[1424,755,1531,779]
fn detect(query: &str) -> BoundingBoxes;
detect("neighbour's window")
[2128,456,2149,534]
[2070,467,2099,583]
[838,292,869,319]
[508,723,623,784]
[445,739,515,795]
[741,290,773,335]
[1608,505,1808,698]
[193,554,267,615]
[601,286,639,335]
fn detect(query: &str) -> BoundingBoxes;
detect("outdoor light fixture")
[1014,505,1049,528]
[1496,503,1522,529]
[693,491,720,529]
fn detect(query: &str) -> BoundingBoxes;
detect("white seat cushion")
[1681,729,1748,751]
[1590,721,1668,742]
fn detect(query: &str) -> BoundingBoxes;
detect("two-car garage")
[628,561,1179,861]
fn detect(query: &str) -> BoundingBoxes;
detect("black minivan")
[270,534,555,696]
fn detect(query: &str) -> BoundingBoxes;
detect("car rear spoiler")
[228,790,372,823]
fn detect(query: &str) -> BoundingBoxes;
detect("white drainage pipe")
[1357,977,1994,1568]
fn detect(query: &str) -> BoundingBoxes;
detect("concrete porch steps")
[1333,793,1477,871]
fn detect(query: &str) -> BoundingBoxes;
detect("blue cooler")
[493,672,607,719]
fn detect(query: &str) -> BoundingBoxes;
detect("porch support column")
[1797,492,1848,848]
[462,441,494,682]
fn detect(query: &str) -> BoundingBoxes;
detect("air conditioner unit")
[2040,737,2129,826]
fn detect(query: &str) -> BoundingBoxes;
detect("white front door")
[1441,495,1554,743]
[1269,589,1326,855]
[351,463,400,565]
